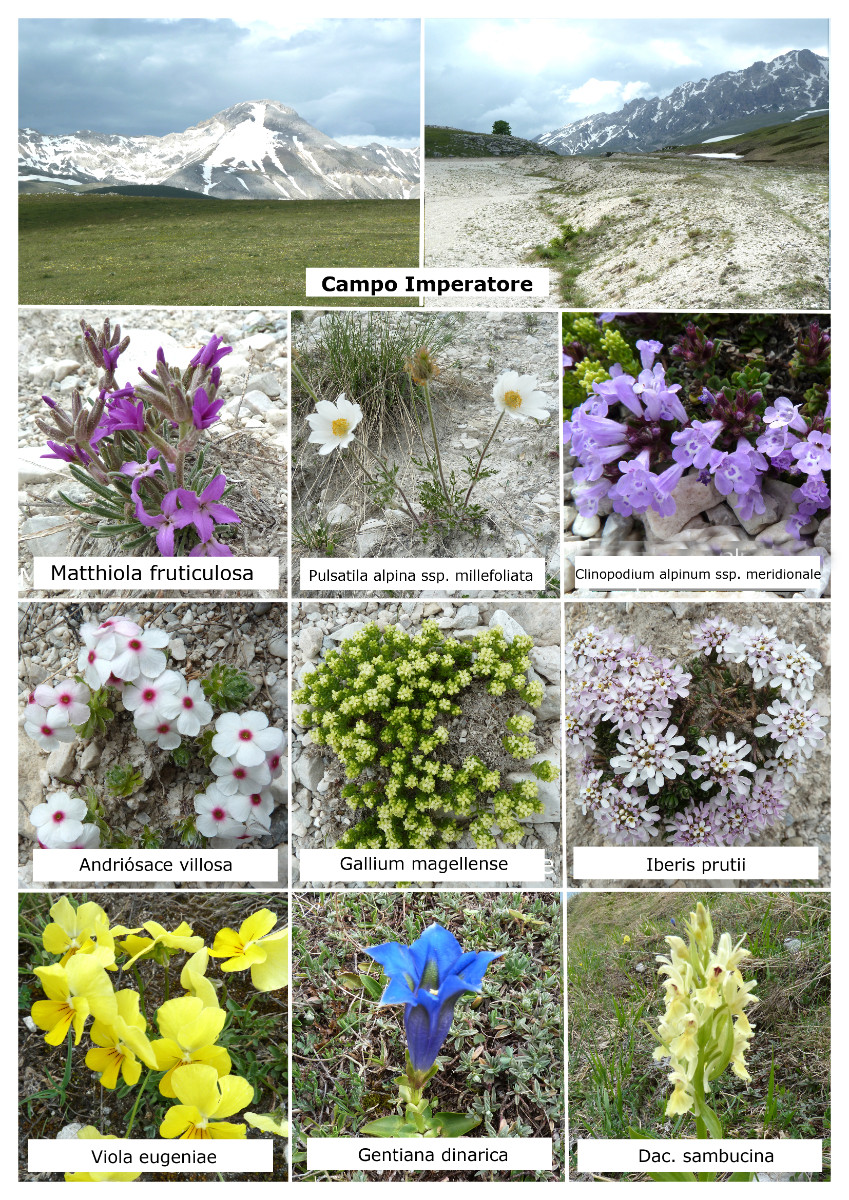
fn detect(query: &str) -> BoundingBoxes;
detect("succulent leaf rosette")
[567,619,826,846]
[652,903,758,1134]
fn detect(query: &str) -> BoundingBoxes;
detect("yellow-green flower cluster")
[27,898,289,1164]
[653,902,758,1123]
[296,620,557,850]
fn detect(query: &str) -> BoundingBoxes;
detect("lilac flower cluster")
[38,320,242,556]
[567,620,827,847]
[23,616,284,848]
[563,338,830,537]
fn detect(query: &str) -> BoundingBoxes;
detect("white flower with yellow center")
[491,371,550,422]
[306,393,363,454]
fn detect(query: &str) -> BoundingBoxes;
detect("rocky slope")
[19,100,419,200]
[537,49,828,155]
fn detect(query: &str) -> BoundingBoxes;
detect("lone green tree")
[491,120,511,135]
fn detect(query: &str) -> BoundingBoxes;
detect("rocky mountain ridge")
[19,99,419,200]
[537,49,828,155]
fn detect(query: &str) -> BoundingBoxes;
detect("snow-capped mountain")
[18,100,419,199]
[537,50,828,155]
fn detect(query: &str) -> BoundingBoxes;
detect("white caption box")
[299,848,548,883]
[571,846,818,881]
[574,555,822,591]
[28,1138,273,1173]
[307,1137,552,1171]
[300,557,545,591]
[577,1138,822,1174]
[33,849,280,883]
[305,268,549,298]
[33,556,280,591]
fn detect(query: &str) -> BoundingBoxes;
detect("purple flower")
[666,801,722,846]
[134,490,183,556]
[189,537,234,557]
[633,363,687,423]
[119,448,176,488]
[191,387,225,430]
[791,431,830,474]
[42,440,91,466]
[671,419,723,469]
[97,393,146,438]
[562,350,574,371]
[189,335,232,370]
[635,338,663,370]
[798,474,830,509]
[710,439,766,497]
[173,475,240,543]
[763,396,807,432]
[102,345,122,372]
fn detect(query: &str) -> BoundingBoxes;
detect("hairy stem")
[462,410,504,509]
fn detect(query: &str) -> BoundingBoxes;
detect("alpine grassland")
[19,194,420,306]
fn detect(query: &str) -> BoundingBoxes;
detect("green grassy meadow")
[19,194,419,306]
[567,891,830,1182]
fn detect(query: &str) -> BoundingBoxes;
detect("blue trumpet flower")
[364,922,502,1074]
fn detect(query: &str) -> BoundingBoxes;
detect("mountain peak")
[537,49,828,156]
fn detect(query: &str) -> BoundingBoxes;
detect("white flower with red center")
[159,679,213,737]
[123,670,183,717]
[77,637,118,688]
[194,785,246,838]
[134,710,182,750]
[109,627,170,681]
[212,711,281,767]
[23,702,77,751]
[210,754,271,795]
[33,679,91,726]
[30,791,87,846]
[229,789,274,827]
[80,617,141,644]
[64,824,101,849]
[265,748,284,779]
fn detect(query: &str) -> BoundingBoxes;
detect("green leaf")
[359,973,383,1000]
[647,1172,698,1183]
[432,1112,481,1137]
[698,1101,723,1141]
[336,972,364,991]
[360,1116,406,1137]
[729,1173,755,1182]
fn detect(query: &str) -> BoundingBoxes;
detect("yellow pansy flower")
[210,911,289,992]
[85,990,157,1088]
[42,898,117,967]
[65,1127,141,1182]
[159,1064,253,1139]
[152,996,231,1097]
[118,920,204,969]
[245,1111,289,1137]
[32,955,117,1046]
[180,948,220,1009]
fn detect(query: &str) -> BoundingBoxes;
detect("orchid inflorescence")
[23,615,285,849]
[566,619,826,847]
[27,897,288,1178]
[563,328,830,539]
[652,903,757,1136]
[38,318,241,557]
[294,619,558,851]
[296,349,551,544]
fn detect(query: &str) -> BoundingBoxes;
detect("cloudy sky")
[19,18,420,146]
[426,18,829,138]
